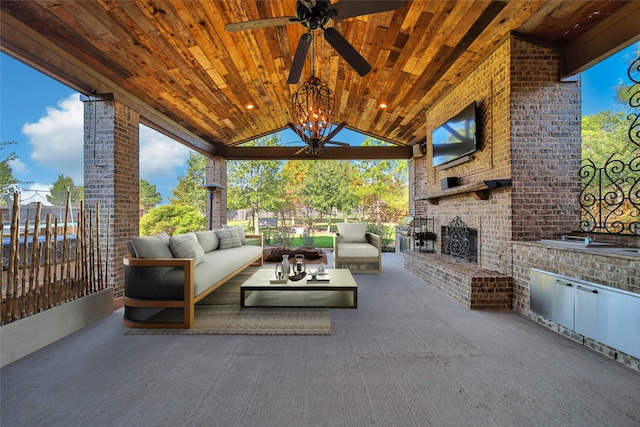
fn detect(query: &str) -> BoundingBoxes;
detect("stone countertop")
[512,240,640,260]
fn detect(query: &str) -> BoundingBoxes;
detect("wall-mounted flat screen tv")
[432,101,477,167]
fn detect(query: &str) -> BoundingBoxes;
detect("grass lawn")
[290,235,333,248]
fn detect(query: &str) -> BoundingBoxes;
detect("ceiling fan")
[225,0,404,84]
[287,122,349,155]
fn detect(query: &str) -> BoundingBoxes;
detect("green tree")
[297,160,356,231]
[614,43,640,108]
[353,138,409,225]
[169,152,206,216]
[227,137,284,234]
[1,141,22,207]
[280,160,311,227]
[47,174,83,206]
[140,179,162,213]
[140,204,205,236]
[582,111,631,167]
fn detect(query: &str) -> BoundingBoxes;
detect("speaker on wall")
[412,143,425,158]
[441,177,459,190]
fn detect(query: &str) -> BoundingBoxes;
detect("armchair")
[333,222,381,273]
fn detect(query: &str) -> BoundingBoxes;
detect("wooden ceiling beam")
[221,145,413,160]
[561,2,640,77]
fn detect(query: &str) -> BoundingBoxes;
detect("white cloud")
[20,95,191,189]
[139,125,191,179]
[22,93,84,184]
[20,182,53,206]
[8,158,29,175]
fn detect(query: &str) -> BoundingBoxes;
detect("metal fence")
[580,54,640,235]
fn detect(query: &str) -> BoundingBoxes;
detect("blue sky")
[1,42,638,205]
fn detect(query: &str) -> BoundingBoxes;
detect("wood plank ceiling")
[1,1,639,160]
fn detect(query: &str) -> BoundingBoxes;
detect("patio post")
[205,157,227,229]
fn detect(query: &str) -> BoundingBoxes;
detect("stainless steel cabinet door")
[530,269,575,330]
[575,282,640,359]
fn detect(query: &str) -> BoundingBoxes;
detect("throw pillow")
[131,232,173,259]
[215,227,242,249]
[336,222,368,243]
[195,230,219,252]
[169,233,205,265]
[130,232,173,279]
[223,224,247,245]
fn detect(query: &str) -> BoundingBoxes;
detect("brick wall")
[511,242,640,312]
[409,35,581,275]
[512,241,640,370]
[510,41,582,240]
[84,98,139,297]
[205,157,227,229]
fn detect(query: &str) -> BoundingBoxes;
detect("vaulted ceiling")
[1,1,639,160]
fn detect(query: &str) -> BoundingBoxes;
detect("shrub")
[140,204,205,236]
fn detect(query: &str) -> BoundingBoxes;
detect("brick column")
[82,95,139,297]
[205,157,227,229]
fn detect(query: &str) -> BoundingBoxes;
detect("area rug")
[124,267,332,335]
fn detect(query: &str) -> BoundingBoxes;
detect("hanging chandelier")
[290,33,335,154]
[291,76,335,151]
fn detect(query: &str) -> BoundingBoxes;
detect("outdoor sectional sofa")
[123,226,263,329]
[333,222,381,273]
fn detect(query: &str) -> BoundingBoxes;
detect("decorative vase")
[274,264,284,280]
[281,254,290,276]
[293,254,306,274]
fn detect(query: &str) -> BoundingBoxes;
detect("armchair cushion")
[336,222,368,243]
[169,232,205,266]
[336,242,380,258]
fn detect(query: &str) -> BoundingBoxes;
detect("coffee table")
[240,268,357,308]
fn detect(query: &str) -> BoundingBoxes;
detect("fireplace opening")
[441,216,478,263]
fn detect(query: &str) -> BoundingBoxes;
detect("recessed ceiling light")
[245,103,255,110]
[379,102,388,109]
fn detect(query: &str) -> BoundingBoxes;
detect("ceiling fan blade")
[323,27,372,77]
[287,122,305,140]
[328,0,404,21]
[225,16,297,32]
[288,33,312,84]
[326,141,348,146]
[295,146,306,155]
[324,122,346,142]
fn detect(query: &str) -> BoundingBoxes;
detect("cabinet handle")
[577,286,598,294]
[556,280,573,287]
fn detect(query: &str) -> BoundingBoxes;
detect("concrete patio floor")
[1,253,639,426]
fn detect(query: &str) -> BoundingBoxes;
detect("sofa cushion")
[337,222,368,243]
[195,230,219,252]
[130,233,173,279]
[192,245,262,296]
[169,232,205,265]
[216,227,242,249]
[224,224,247,245]
[131,232,173,259]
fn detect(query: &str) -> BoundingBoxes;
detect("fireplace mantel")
[415,179,512,205]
